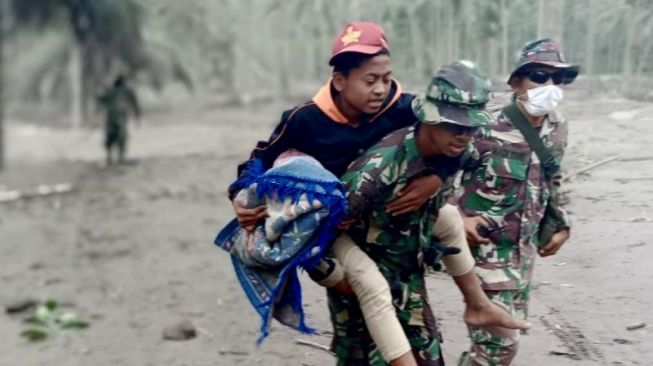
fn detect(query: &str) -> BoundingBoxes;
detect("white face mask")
[518,85,563,117]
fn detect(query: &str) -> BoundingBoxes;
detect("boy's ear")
[507,76,518,88]
[332,72,346,93]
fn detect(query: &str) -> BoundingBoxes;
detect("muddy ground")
[0,92,651,366]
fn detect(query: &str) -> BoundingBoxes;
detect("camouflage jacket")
[344,126,456,276]
[326,126,454,363]
[343,125,454,312]
[98,85,140,124]
[456,106,570,290]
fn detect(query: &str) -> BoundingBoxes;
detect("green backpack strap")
[502,103,559,181]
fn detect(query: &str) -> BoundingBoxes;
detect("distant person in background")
[98,75,141,165]
[455,38,579,365]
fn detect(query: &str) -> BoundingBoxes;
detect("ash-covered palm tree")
[0,0,145,170]
[0,0,192,170]
[9,0,147,127]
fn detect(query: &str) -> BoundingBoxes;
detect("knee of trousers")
[347,262,408,362]
[436,204,474,276]
[434,204,465,243]
[470,339,519,366]
[335,237,393,312]
[349,266,393,314]
[471,326,520,354]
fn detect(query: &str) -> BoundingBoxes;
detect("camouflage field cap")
[508,38,579,85]
[412,60,493,127]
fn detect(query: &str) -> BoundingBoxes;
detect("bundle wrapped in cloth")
[214,150,347,342]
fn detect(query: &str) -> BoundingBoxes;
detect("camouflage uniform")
[329,61,493,366]
[456,108,570,364]
[330,126,446,366]
[456,39,578,366]
[98,77,140,164]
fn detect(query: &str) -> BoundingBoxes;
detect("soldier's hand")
[386,175,443,215]
[464,216,491,245]
[538,229,570,257]
[233,200,267,232]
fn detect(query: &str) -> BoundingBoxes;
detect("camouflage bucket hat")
[508,38,580,85]
[412,60,493,127]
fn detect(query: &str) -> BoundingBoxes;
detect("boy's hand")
[337,218,356,231]
[463,216,491,245]
[233,200,267,232]
[538,229,570,257]
[386,175,443,215]
[332,279,354,297]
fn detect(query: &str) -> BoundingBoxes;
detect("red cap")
[328,22,389,65]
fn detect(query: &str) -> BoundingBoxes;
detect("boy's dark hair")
[332,49,390,76]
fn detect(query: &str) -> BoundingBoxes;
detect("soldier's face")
[422,123,473,157]
[333,54,392,116]
[512,65,559,99]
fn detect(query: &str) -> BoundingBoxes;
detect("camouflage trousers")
[327,281,444,366]
[105,120,127,154]
[458,285,530,366]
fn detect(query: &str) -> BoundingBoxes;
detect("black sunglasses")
[517,70,565,85]
[441,123,478,136]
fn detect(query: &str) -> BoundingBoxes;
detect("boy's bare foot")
[463,301,530,330]
[452,270,529,330]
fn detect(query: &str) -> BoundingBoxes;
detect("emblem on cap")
[341,26,361,46]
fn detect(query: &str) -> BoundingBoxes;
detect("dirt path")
[1,94,651,365]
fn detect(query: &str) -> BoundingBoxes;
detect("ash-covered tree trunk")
[69,41,82,128]
[500,0,508,76]
[537,0,546,38]
[0,0,7,171]
[585,0,596,93]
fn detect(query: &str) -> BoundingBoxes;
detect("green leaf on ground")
[35,304,56,323]
[23,316,47,326]
[19,300,90,341]
[21,329,48,342]
[61,320,90,329]
[44,299,58,311]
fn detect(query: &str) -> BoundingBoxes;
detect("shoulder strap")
[502,103,559,181]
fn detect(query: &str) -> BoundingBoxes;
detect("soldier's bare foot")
[463,302,530,330]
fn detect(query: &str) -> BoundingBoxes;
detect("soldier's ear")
[332,72,347,93]
[508,76,526,96]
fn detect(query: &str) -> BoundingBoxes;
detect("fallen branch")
[195,326,215,340]
[615,177,653,183]
[0,183,74,203]
[295,338,335,356]
[564,155,621,182]
[550,350,578,358]
[620,155,653,163]
[218,349,249,356]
